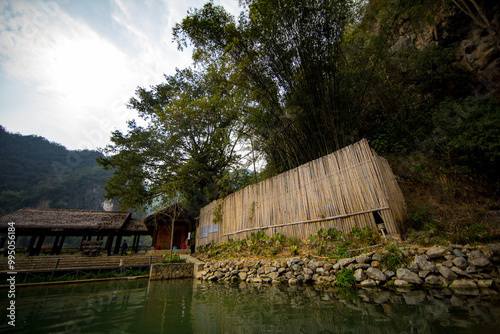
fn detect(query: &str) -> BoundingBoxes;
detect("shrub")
[315,242,325,256]
[407,203,434,231]
[331,241,350,260]
[335,268,355,288]
[380,244,408,271]
[287,236,300,246]
[350,226,380,245]
[328,228,343,240]
[272,233,285,244]
[317,228,328,238]
[159,253,186,263]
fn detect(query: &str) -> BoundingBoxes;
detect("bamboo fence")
[196,139,406,246]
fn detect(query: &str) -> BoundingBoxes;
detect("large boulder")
[468,250,491,267]
[333,257,356,270]
[437,265,458,281]
[396,268,423,284]
[414,255,436,272]
[354,268,365,282]
[449,279,477,288]
[366,267,387,282]
[452,256,468,269]
[356,254,370,263]
[426,246,447,259]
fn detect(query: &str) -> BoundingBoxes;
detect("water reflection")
[1,279,499,334]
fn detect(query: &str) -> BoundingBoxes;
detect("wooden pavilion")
[0,208,149,256]
[142,204,196,251]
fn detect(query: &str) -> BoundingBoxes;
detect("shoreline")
[197,243,500,289]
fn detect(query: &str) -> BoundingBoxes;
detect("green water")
[2,278,500,333]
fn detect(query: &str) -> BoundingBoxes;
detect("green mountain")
[0,126,113,215]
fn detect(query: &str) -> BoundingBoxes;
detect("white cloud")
[0,0,241,150]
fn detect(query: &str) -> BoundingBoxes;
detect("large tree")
[98,64,247,213]
[174,0,362,173]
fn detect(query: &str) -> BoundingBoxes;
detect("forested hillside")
[0,126,112,215]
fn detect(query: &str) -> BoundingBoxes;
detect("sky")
[0,0,242,151]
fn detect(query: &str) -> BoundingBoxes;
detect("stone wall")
[150,263,194,280]
[198,244,500,289]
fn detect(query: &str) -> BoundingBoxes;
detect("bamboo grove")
[98,0,500,214]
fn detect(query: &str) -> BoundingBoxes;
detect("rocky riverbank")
[197,244,500,288]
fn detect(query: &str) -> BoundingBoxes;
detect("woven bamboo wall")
[197,139,406,246]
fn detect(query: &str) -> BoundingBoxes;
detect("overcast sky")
[0,0,242,150]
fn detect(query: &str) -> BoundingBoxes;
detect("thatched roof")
[121,218,149,233]
[0,208,132,232]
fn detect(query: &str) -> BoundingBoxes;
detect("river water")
[2,278,500,333]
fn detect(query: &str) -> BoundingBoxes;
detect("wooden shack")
[142,204,196,250]
[197,139,406,246]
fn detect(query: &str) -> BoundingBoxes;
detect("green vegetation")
[350,227,381,246]
[196,227,384,261]
[0,127,113,215]
[97,1,499,240]
[335,268,356,288]
[159,253,187,263]
[381,243,410,271]
[4,0,497,248]
[407,203,436,231]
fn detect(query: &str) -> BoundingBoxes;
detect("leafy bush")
[317,228,328,237]
[433,97,500,180]
[331,241,350,260]
[328,228,343,240]
[272,233,285,244]
[350,226,380,246]
[287,236,300,246]
[315,242,325,256]
[381,244,408,271]
[407,203,434,231]
[270,247,279,256]
[159,253,186,263]
[335,268,355,288]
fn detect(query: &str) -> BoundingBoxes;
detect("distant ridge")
[0,126,113,214]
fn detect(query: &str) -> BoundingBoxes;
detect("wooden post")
[135,235,140,253]
[152,222,158,248]
[34,235,45,256]
[80,232,88,252]
[57,235,66,255]
[105,232,114,256]
[114,234,122,255]
[132,234,139,253]
[51,235,60,255]
[27,234,37,256]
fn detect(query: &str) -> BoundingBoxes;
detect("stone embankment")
[198,244,500,288]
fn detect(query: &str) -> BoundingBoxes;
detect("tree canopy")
[175,0,362,172]
[101,0,500,213]
[98,63,250,214]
